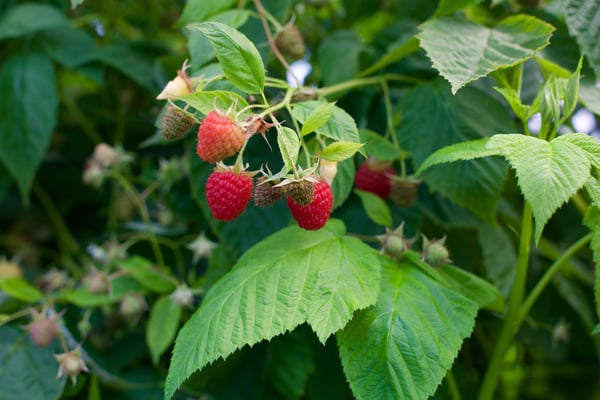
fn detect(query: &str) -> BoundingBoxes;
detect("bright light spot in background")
[528,112,541,134]
[572,108,597,133]
[287,60,312,88]
[93,19,104,37]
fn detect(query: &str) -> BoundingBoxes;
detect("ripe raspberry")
[254,177,282,207]
[286,180,315,206]
[197,110,245,163]
[206,168,254,221]
[161,105,196,140]
[355,159,396,199]
[286,181,333,230]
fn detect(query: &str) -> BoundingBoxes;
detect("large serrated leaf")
[418,15,554,94]
[416,137,499,175]
[397,83,510,223]
[564,0,600,78]
[190,22,265,94]
[292,101,360,143]
[0,53,57,204]
[164,221,381,400]
[337,257,499,400]
[553,133,600,169]
[583,206,600,322]
[487,134,591,243]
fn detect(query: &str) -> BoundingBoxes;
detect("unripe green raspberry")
[274,24,306,60]
[119,292,147,320]
[422,236,450,267]
[376,223,412,260]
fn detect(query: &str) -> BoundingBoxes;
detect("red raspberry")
[354,159,396,199]
[206,169,254,221]
[286,181,333,230]
[197,110,246,163]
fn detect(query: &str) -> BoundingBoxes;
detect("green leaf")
[300,102,336,136]
[533,60,581,135]
[564,0,600,78]
[0,53,57,204]
[39,27,96,69]
[437,262,504,313]
[71,0,85,9]
[434,0,485,17]
[54,289,112,308]
[418,15,555,93]
[416,137,499,175]
[553,133,600,169]
[358,37,419,77]
[190,22,265,94]
[116,256,177,294]
[494,87,530,121]
[359,129,402,161]
[337,257,496,400]
[580,79,600,116]
[583,205,600,322]
[268,327,315,399]
[0,325,66,399]
[585,178,600,207]
[321,142,364,162]
[147,296,182,365]
[165,222,381,400]
[397,83,511,223]
[592,324,600,336]
[0,3,69,39]
[96,44,163,93]
[487,134,591,243]
[178,0,238,25]
[0,278,42,303]
[277,127,301,173]
[317,30,363,86]
[331,158,356,210]
[476,223,517,298]
[354,189,393,227]
[292,101,360,143]
[209,9,252,28]
[180,90,249,115]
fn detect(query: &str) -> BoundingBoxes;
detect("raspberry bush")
[1,0,600,399]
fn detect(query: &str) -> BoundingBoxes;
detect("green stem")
[109,171,165,268]
[446,369,462,400]
[478,202,533,400]
[517,232,592,327]
[317,74,420,98]
[32,181,81,259]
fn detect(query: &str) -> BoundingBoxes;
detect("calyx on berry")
[55,345,89,384]
[390,176,421,207]
[376,223,413,259]
[421,235,451,267]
